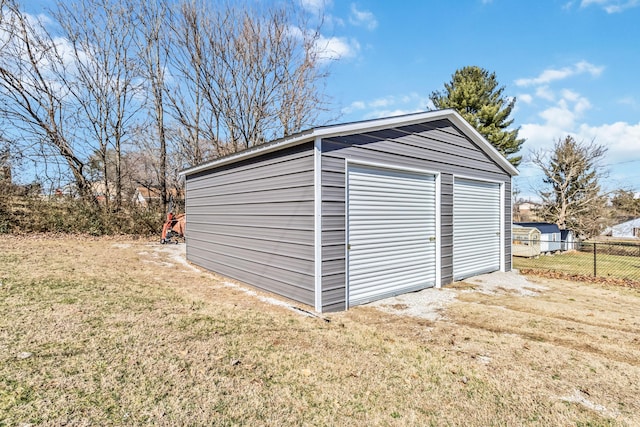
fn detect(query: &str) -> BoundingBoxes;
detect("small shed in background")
[514,222,562,252]
[512,224,541,257]
[560,229,578,250]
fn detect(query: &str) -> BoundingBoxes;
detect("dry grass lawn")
[1,235,639,426]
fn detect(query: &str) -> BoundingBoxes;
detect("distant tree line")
[0,0,329,212]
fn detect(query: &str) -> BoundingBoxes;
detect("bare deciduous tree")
[0,1,93,199]
[533,136,608,237]
[169,0,329,159]
[55,0,141,209]
[1,0,332,207]
[135,0,170,213]
[165,0,213,167]
[209,2,328,152]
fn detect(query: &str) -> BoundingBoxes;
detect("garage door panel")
[350,271,435,302]
[348,165,437,306]
[350,241,438,257]
[349,251,436,273]
[453,178,501,280]
[350,264,435,285]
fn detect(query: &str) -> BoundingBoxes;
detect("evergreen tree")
[533,136,608,237]
[611,189,640,219]
[430,66,525,167]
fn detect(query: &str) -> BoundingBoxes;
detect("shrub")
[0,194,168,236]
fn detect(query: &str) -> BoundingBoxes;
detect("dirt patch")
[462,270,547,296]
[368,287,457,321]
[369,271,545,320]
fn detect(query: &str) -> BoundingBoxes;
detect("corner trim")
[313,137,323,312]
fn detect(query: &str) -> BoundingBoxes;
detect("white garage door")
[347,165,437,307]
[453,178,501,280]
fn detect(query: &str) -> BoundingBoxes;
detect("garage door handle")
[429,236,436,242]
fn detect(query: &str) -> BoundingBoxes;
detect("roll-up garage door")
[347,165,437,307]
[453,178,501,280]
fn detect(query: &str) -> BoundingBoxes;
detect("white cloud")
[369,97,392,108]
[342,100,366,114]
[298,0,331,15]
[314,35,360,61]
[560,89,580,102]
[349,4,378,30]
[341,92,430,119]
[364,108,424,120]
[577,121,640,163]
[1,12,83,90]
[514,63,638,194]
[535,86,556,101]
[580,0,640,13]
[533,90,592,131]
[617,96,638,108]
[515,61,604,87]
[538,102,577,129]
[516,88,640,195]
[288,24,359,62]
[518,119,640,193]
[518,94,533,104]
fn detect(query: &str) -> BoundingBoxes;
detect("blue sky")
[303,0,640,200]
[21,0,640,199]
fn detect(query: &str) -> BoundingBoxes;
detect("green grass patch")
[514,251,640,281]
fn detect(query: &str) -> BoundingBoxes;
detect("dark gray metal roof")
[180,109,519,177]
[515,222,561,234]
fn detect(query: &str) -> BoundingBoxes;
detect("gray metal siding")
[320,119,512,310]
[320,155,346,311]
[186,142,316,306]
[440,174,454,284]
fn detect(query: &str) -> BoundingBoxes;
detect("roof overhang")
[180,109,519,177]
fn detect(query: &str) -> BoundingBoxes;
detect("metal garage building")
[181,110,518,312]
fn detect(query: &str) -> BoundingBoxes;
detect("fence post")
[593,242,597,277]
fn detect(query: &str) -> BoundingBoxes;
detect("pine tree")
[611,189,640,220]
[533,136,608,237]
[430,66,525,167]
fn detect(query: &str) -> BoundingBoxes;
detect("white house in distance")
[602,218,640,239]
[513,200,541,222]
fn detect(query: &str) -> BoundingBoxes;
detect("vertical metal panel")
[347,165,437,306]
[320,155,346,311]
[440,173,454,285]
[453,178,501,280]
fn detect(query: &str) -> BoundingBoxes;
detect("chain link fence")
[513,240,640,283]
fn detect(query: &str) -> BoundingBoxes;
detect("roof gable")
[181,109,519,177]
